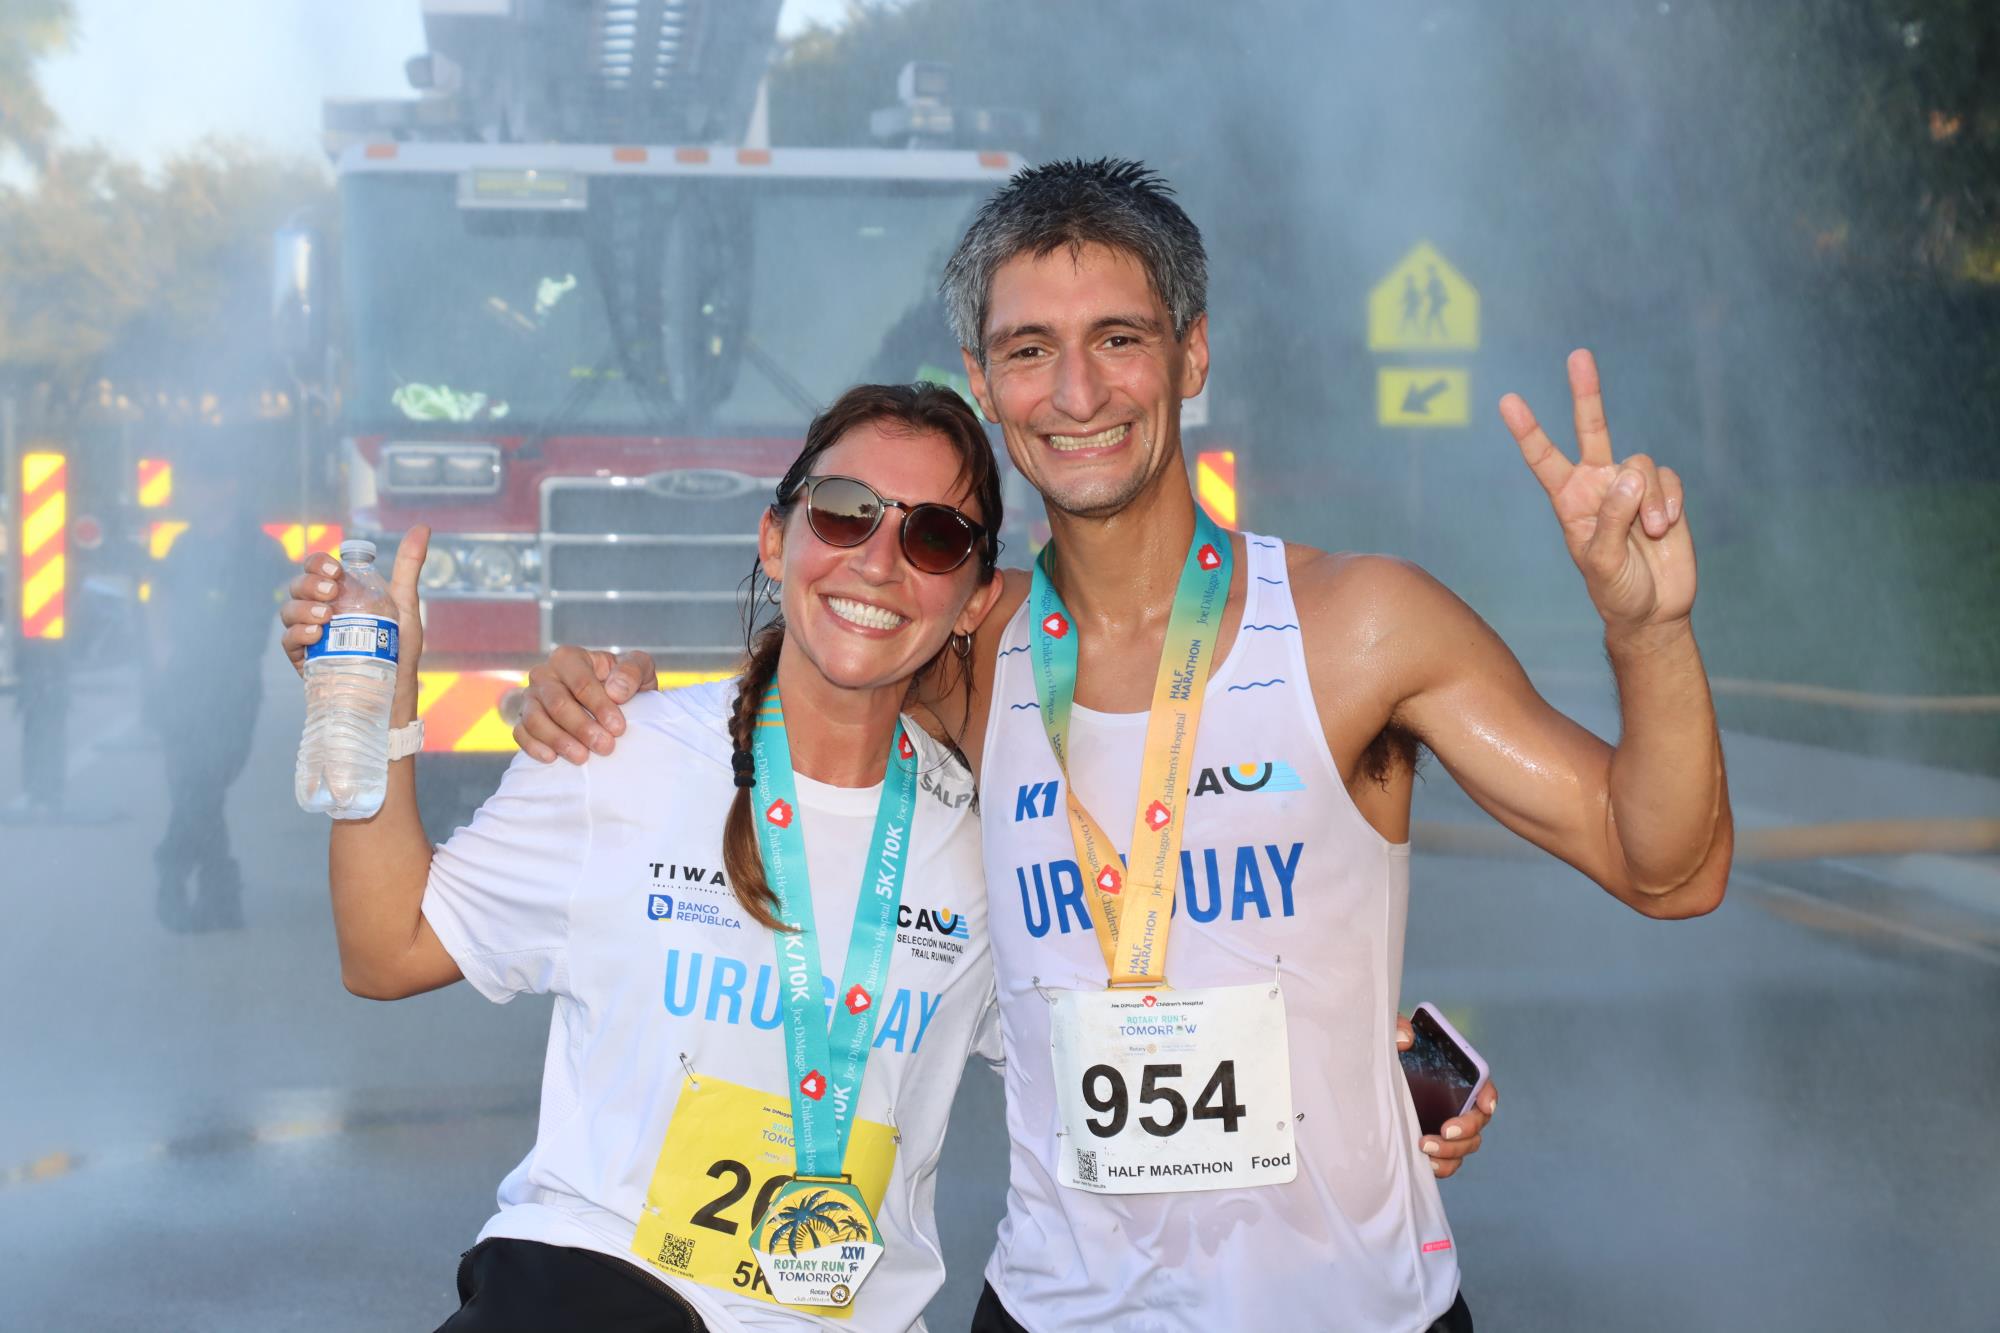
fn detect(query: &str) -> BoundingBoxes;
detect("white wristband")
[387,719,425,761]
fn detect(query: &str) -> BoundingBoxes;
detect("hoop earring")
[951,631,972,661]
[764,580,783,606]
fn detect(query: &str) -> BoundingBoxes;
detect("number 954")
[1081,1061,1245,1138]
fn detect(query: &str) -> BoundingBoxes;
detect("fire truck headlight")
[465,543,523,590]
[444,452,500,489]
[420,546,459,590]
[386,451,442,489]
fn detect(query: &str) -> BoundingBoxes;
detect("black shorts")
[434,1238,706,1333]
[970,1281,1474,1333]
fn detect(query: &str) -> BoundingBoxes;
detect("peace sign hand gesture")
[1499,350,1696,634]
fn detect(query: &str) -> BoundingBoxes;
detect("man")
[460,161,1731,1330]
[151,448,295,930]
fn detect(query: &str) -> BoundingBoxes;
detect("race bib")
[1049,983,1298,1194]
[631,1075,896,1313]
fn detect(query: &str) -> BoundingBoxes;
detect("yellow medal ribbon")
[1028,512,1233,984]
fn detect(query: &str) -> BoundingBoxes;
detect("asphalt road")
[2,655,1995,1331]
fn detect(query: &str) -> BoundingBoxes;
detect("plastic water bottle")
[296,539,401,819]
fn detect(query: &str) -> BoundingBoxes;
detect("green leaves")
[0,140,329,409]
[0,0,76,167]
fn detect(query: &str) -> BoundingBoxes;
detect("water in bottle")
[296,539,401,818]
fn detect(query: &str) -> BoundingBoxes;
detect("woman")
[282,383,1004,1331]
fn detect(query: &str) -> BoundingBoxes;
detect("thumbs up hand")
[386,526,431,724]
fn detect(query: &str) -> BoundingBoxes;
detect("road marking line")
[1739,871,2000,968]
[1414,818,2000,862]
[0,1095,537,1192]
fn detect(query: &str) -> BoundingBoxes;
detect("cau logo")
[1191,760,1306,798]
[897,904,970,940]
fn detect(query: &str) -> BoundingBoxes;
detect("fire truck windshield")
[340,172,988,436]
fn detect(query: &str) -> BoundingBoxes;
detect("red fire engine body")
[310,0,1027,784]
[313,1,1238,795]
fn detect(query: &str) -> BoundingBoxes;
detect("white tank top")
[976,535,1460,1333]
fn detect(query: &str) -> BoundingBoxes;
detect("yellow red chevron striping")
[415,669,736,753]
[262,523,344,563]
[137,458,172,509]
[416,671,528,752]
[19,452,67,639]
[1194,449,1238,529]
[149,520,190,560]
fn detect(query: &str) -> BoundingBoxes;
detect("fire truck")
[281,0,1021,811]
[290,0,1241,817]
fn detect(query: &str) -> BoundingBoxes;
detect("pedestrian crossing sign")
[1368,242,1479,352]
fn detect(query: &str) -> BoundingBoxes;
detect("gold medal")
[747,1176,884,1308]
[631,1075,895,1313]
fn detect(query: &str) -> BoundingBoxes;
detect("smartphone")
[1399,1002,1491,1139]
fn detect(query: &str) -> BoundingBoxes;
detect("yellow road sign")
[1378,367,1470,427]
[1368,242,1479,351]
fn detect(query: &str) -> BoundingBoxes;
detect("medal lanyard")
[1029,510,1232,985]
[750,686,919,1179]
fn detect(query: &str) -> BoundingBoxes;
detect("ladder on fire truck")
[332,0,786,149]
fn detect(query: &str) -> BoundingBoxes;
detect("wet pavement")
[2,653,1996,1331]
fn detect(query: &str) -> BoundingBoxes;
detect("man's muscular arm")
[1301,556,1727,917]
[1295,350,1731,918]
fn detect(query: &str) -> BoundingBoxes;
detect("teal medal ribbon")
[748,685,919,1181]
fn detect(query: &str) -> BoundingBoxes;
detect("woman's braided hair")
[720,383,1002,931]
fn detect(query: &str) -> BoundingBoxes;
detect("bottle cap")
[339,539,378,564]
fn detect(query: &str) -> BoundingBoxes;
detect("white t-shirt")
[421,680,996,1333]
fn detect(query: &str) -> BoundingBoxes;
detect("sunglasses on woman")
[790,474,989,575]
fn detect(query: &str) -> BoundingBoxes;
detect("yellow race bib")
[631,1074,897,1313]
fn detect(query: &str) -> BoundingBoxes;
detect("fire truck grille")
[547,542,758,595]
[548,600,748,661]
[546,483,765,537]
[541,475,771,660]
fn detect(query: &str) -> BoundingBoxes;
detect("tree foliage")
[0,0,74,168]
[772,0,1999,280]
[0,140,330,424]
[766,0,2000,497]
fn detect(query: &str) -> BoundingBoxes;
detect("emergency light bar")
[457,168,588,210]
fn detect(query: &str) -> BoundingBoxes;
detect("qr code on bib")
[656,1224,696,1264]
[1074,1149,1099,1184]
[654,1232,696,1272]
